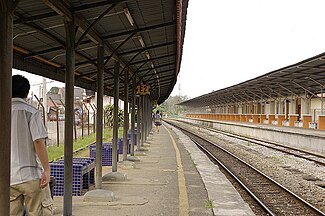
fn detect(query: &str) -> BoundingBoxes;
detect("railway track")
[167,121,325,216]
[174,119,325,166]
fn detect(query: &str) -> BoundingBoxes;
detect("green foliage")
[205,199,215,209]
[104,104,124,128]
[157,95,189,117]
[47,127,123,161]
[47,86,59,94]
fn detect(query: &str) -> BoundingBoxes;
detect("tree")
[48,86,59,94]
[156,95,188,117]
[104,104,124,128]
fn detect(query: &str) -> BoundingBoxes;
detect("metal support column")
[63,18,75,216]
[148,99,152,133]
[149,99,152,133]
[321,89,324,114]
[112,60,120,172]
[95,43,104,189]
[138,95,144,149]
[0,3,13,214]
[130,77,136,156]
[136,96,141,150]
[141,96,145,146]
[146,96,150,138]
[122,70,129,161]
[143,96,147,142]
[146,96,151,138]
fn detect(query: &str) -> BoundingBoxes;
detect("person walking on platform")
[154,110,162,133]
[10,75,53,215]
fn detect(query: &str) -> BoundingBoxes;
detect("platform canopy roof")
[13,0,188,104]
[179,52,325,108]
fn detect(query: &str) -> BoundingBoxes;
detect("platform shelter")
[179,53,325,130]
[0,1,188,215]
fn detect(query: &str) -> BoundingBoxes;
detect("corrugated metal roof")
[13,0,189,104]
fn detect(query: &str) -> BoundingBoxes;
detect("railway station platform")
[180,117,325,157]
[52,123,254,216]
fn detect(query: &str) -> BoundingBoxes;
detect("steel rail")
[177,119,325,166]
[192,139,275,216]
[166,120,325,216]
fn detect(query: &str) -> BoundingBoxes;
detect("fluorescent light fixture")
[124,8,134,26]
[137,35,145,47]
[145,51,151,59]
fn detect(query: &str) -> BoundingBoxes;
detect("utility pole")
[178,83,181,96]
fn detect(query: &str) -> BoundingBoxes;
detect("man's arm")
[34,138,50,189]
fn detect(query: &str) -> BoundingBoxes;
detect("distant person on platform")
[154,110,162,133]
[10,75,53,215]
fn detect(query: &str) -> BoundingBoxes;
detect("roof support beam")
[247,90,264,101]
[306,76,325,88]
[76,52,173,78]
[24,46,63,58]
[291,81,318,98]
[232,94,248,103]
[75,3,118,48]
[137,62,174,73]
[15,14,101,70]
[42,0,129,70]
[104,32,136,66]
[276,84,300,98]
[72,0,127,12]
[14,11,57,24]
[12,0,22,10]
[43,0,73,21]
[119,41,176,56]
[14,0,128,24]
[140,68,174,79]
[231,95,244,103]
[24,21,174,58]
[130,53,175,66]
[131,60,152,83]
[266,86,286,98]
[103,21,176,39]
[258,88,277,101]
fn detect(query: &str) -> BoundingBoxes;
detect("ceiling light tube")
[124,8,134,26]
[137,35,145,47]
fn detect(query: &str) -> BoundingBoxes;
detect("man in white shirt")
[10,75,53,215]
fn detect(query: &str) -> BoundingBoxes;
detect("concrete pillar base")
[102,171,127,182]
[127,155,141,161]
[83,189,115,202]
[118,160,136,169]
[143,143,151,147]
[138,147,149,151]
[134,151,147,156]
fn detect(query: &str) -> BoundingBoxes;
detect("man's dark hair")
[12,75,30,98]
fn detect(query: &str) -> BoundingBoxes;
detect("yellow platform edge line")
[163,124,189,216]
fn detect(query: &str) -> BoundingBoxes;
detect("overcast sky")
[14,0,325,100]
[171,0,325,98]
